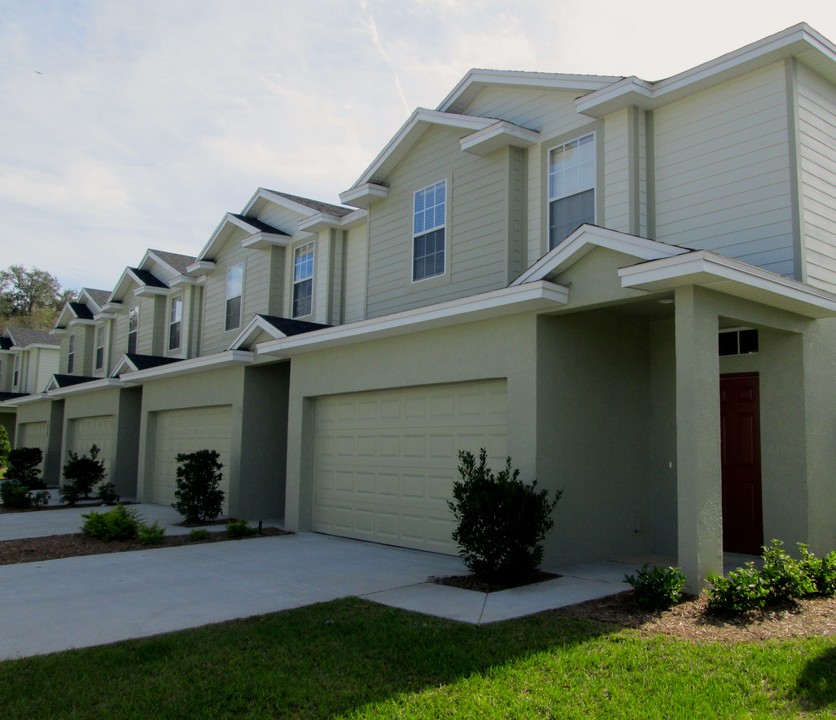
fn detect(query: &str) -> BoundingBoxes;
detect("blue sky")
[1,0,834,293]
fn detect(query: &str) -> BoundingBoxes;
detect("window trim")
[67,333,76,374]
[546,130,598,251]
[128,306,139,355]
[95,325,105,370]
[168,295,183,351]
[292,242,315,319]
[411,179,448,283]
[225,262,244,332]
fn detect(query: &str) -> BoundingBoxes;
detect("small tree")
[172,449,225,523]
[0,426,11,469]
[448,449,561,585]
[62,444,107,500]
[6,447,44,489]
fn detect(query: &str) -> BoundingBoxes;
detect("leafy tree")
[0,265,75,330]
[0,425,10,468]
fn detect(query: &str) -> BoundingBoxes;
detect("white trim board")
[117,350,254,385]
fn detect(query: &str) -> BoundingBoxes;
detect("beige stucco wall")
[15,398,64,485]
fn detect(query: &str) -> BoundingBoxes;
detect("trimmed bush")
[624,564,686,611]
[63,445,107,500]
[58,482,81,506]
[448,448,561,585]
[0,425,10,468]
[97,481,119,505]
[6,447,44,489]
[760,539,815,602]
[707,564,769,614]
[81,504,142,541]
[799,544,836,597]
[172,450,225,523]
[188,528,210,542]
[226,519,258,538]
[138,521,166,545]
[1,479,31,508]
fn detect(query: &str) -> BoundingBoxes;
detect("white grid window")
[169,296,183,351]
[548,133,595,249]
[128,307,139,354]
[95,325,105,370]
[225,263,244,331]
[413,180,446,281]
[292,243,314,318]
[67,334,76,374]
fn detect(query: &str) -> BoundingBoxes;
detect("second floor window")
[413,180,446,281]
[128,307,139,354]
[169,296,183,351]
[67,334,76,374]
[13,356,19,387]
[548,133,595,249]
[225,263,244,331]
[292,243,314,318]
[95,326,105,370]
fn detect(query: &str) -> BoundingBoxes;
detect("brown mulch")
[434,570,560,593]
[0,527,290,566]
[551,590,836,643]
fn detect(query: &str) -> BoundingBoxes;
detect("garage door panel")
[67,416,115,474]
[313,380,507,554]
[18,422,48,470]
[153,406,232,512]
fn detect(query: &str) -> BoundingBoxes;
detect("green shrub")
[226,519,258,538]
[30,490,50,507]
[6,447,44,489]
[188,528,210,542]
[63,445,107,499]
[624,564,686,611]
[81,504,142,541]
[172,450,225,523]
[0,425,10,468]
[1,479,31,508]
[58,482,81,506]
[799,544,836,597]
[448,448,561,585]
[138,521,166,545]
[707,564,769,614]
[96,481,119,505]
[760,539,815,602]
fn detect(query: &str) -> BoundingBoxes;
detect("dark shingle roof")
[258,315,331,336]
[129,268,168,288]
[0,391,28,401]
[5,328,60,347]
[149,249,198,274]
[83,289,111,308]
[123,354,182,371]
[264,190,353,217]
[69,302,94,320]
[230,214,289,236]
[51,374,99,388]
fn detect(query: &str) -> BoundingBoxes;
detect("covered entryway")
[312,380,507,554]
[66,415,114,473]
[720,373,763,554]
[152,406,232,509]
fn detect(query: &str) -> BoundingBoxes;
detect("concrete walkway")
[0,505,636,661]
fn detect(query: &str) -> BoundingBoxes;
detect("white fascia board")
[78,289,104,314]
[186,260,216,275]
[93,312,117,320]
[110,355,137,377]
[245,188,319,218]
[438,69,622,114]
[348,109,496,189]
[577,23,833,117]
[134,286,170,298]
[193,212,270,263]
[21,343,61,351]
[2,392,46,407]
[47,378,123,398]
[511,225,689,286]
[146,251,197,280]
[460,121,540,156]
[101,301,123,312]
[240,231,294,250]
[228,316,287,351]
[49,327,68,336]
[168,276,199,288]
[298,208,368,232]
[339,183,389,208]
[54,304,77,328]
[110,269,139,302]
[118,350,254,385]
[68,318,97,327]
[618,251,836,319]
[257,281,568,358]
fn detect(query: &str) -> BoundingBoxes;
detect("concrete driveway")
[0,505,635,660]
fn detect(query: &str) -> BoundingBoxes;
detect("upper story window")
[292,243,314,318]
[12,355,19,387]
[225,263,244,331]
[412,180,446,282]
[168,296,183,351]
[548,133,595,249]
[95,325,105,370]
[67,334,76,374]
[128,307,139,354]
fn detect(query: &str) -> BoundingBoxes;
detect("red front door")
[720,373,764,554]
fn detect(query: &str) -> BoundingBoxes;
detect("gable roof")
[4,327,60,348]
[46,374,99,390]
[147,249,197,275]
[228,314,331,350]
[82,289,111,309]
[110,353,182,377]
[261,191,353,217]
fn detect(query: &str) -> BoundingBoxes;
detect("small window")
[95,325,105,370]
[168,296,183,351]
[12,356,19,387]
[67,334,76,374]
[225,263,244,331]
[292,243,314,318]
[548,133,595,249]
[128,307,139,354]
[719,328,759,357]
[413,180,446,281]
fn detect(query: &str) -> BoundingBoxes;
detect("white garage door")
[67,415,114,474]
[152,406,232,511]
[313,380,507,554]
[17,421,48,470]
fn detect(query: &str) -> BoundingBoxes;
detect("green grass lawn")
[1,598,834,719]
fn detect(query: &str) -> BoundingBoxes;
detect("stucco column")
[674,286,722,592]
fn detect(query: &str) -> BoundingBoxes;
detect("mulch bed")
[433,570,560,593]
[0,527,290,566]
